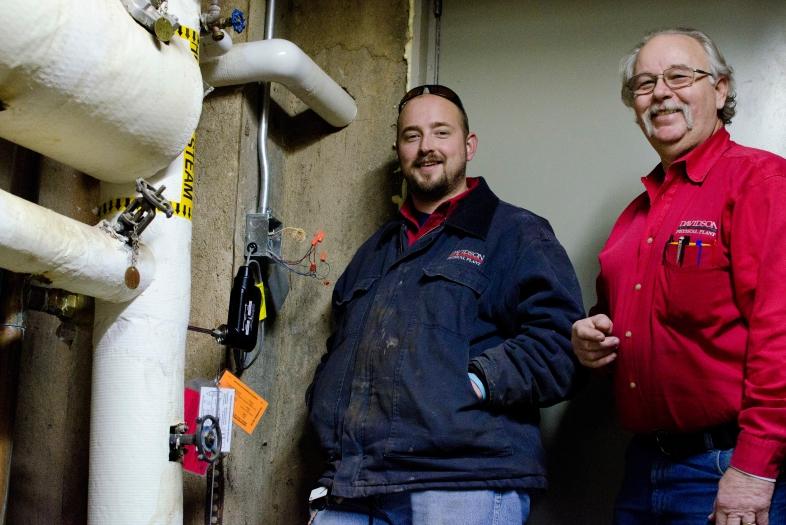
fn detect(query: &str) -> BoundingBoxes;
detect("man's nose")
[652,75,673,99]
[418,135,434,153]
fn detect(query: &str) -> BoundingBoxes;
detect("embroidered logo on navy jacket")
[448,249,485,266]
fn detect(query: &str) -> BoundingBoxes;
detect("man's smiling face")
[632,34,728,165]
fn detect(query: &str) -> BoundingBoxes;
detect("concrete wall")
[4,0,408,523]
[5,147,98,524]
[188,1,408,522]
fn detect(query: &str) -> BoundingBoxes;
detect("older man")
[572,28,786,524]
[307,85,584,524]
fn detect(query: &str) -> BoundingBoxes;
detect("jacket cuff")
[730,432,786,479]
[469,358,495,403]
[468,372,487,401]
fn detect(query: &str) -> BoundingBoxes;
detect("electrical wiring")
[265,228,330,280]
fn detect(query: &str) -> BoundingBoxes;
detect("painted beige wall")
[438,0,786,309]
[433,1,786,523]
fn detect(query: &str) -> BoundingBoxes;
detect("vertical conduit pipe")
[258,0,277,215]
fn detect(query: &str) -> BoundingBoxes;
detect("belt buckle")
[654,430,672,457]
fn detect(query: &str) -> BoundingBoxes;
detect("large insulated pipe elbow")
[200,38,357,127]
[0,189,153,303]
[0,0,203,183]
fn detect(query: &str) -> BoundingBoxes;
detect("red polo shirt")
[594,128,786,478]
[399,177,480,246]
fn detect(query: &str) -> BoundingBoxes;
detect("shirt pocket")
[656,242,732,329]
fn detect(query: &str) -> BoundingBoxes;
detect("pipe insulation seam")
[0,189,153,303]
[201,39,358,127]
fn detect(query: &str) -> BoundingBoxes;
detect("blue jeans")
[310,489,531,525]
[614,436,786,524]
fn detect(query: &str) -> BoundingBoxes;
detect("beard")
[403,154,468,204]
[641,100,694,137]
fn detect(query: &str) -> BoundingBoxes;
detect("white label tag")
[198,386,235,453]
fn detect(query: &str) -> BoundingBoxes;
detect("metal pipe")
[258,0,276,214]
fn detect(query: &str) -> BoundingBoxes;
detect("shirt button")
[398,280,403,286]
[634,283,642,291]
[629,381,637,389]
[646,237,654,244]
[625,330,632,338]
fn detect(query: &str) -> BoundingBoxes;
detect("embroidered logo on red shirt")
[675,219,718,237]
[448,249,485,266]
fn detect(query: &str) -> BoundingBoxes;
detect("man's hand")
[711,467,775,525]
[571,314,619,368]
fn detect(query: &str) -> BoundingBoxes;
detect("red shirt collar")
[400,177,480,245]
[642,127,731,200]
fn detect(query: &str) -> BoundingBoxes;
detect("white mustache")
[641,101,694,136]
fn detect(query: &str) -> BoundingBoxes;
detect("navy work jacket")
[307,177,584,498]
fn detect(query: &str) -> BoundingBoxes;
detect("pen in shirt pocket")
[676,236,689,266]
[695,239,703,266]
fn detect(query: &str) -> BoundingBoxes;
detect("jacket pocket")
[419,262,490,336]
[309,275,379,455]
[383,322,512,460]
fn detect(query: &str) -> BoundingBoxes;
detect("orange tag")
[218,370,268,435]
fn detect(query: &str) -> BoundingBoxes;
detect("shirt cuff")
[728,466,776,483]
[730,432,786,479]
[468,372,487,401]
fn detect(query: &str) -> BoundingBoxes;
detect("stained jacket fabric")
[307,178,584,497]
[593,128,786,478]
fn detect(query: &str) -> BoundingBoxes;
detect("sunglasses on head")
[397,84,467,116]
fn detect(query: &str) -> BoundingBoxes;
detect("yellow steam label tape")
[97,133,197,221]
[176,25,200,62]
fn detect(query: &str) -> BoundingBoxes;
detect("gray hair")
[619,28,736,124]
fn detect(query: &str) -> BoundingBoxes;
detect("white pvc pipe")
[0,189,153,303]
[0,0,203,183]
[200,38,358,127]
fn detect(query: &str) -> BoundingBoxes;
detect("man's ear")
[466,132,478,161]
[714,76,730,111]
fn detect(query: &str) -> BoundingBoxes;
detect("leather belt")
[643,422,739,458]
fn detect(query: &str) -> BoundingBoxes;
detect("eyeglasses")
[626,66,714,96]
[397,84,467,116]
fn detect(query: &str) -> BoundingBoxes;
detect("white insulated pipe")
[0,0,203,183]
[87,0,199,523]
[90,153,193,524]
[200,38,358,128]
[0,189,153,303]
